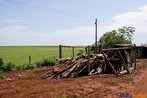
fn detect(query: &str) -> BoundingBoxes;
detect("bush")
[90,45,99,54]
[15,64,27,71]
[36,57,58,67]
[76,50,84,56]
[0,58,4,71]
[3,62,16,71]
[26,64,37,70]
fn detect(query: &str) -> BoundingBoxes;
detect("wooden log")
[119,67,134,75]
[62,64,77,78]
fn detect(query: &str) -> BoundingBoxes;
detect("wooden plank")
[119,67,134,75]
[87,46,90,75]
[101,50,119,75]
[117,50,129,72]
[102,47,132,51]
[60,45,85,48]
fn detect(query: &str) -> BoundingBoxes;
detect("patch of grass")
[26,72,36,79]
[124,70,138,81]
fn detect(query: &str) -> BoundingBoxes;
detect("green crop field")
[0,46,84,65]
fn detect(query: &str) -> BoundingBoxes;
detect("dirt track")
[0,59,147,98]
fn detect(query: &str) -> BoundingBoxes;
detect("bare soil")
[0,59,147,98]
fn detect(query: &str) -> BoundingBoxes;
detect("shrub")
[15,64,27,71]
[76,50,84,56]
[90,45,99,54]
[0,58,4,71]
[36,57,58,67]
[3,62,16,71]
[26,64,37,70]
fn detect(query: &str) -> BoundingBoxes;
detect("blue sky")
[0,0,147,46]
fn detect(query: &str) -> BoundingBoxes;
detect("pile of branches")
[43,54,107,79]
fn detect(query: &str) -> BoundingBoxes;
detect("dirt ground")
[0,59,147,98]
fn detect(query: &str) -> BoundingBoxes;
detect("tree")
[99,26,135,48]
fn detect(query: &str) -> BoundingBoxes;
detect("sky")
[0,0,147,46]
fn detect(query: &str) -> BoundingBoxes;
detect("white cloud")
[0,25,27,33]
[0,25,94,46]
[112,5,147,33]
[5,19,22,23]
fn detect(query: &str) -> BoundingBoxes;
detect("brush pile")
[43,54,107,79]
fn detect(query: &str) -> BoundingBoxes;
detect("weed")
[36,57,57,67]
[0,70,6,80]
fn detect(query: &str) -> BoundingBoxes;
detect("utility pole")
[95,19,98,47]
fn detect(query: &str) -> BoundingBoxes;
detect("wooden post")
[59,45,62,59]
[85,47,88,54]
[99,44,102,54]
[95,19,98,47]
[72,47,75,57]
[29,56,31,65]
[133,44,137,69]
[87,46,90,75]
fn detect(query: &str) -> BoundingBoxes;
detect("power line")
[4,0,92,21]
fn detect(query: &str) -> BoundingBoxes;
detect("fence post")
[59,45,62,59]
[72,47,75,57]
[29,56,31,65]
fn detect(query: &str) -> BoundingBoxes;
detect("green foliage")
[15,64,27,71]
[0,58,4,71]
[90,45,99,54]
[99,26,135,48]
[36,57,58,67]
[26,64,37,69]
[3,62,16,71]
[0,70,6,80]
[76,49,84,55]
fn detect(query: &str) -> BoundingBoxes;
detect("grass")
[0,46,84,66]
